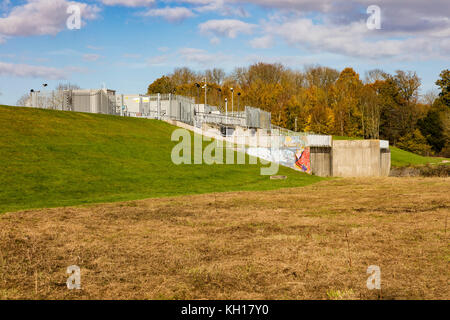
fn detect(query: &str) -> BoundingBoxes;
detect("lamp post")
[230,87,234,116]
[225,98,228,125]
[237,92,241,112]
[195,83,200,114]
[202,77,207,110]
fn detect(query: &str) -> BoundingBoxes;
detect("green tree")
[417,106,446,153]
[396,129,433,156]
[436,69,450,107]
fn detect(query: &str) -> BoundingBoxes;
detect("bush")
[396,129,433,156]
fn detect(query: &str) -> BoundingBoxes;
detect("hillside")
[0,106,323,213]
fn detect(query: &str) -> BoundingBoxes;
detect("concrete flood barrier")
[331,140,390,177]
[246,138,390,177]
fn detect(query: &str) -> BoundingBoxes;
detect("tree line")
[148,64,449,157]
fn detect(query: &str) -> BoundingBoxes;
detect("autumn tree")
[147,76,176,94]
[331,68,363,136]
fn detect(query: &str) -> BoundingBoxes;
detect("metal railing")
[194,112,246,127]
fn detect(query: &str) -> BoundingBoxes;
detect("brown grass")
[0,177,449,300]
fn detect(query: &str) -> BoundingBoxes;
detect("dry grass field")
[0,177,448,300]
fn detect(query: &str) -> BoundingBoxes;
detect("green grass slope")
[0,106,324,213]
[333,135,449,167]
[390,147,448,167]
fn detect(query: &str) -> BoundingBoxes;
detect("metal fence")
[28,91,66,110]
[194,112,246,127]
[26,89,276,131]
[29,89,117,115]
[245,106,271,129]
[118,93,195,124]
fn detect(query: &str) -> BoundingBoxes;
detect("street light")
[224,98,228,125]
[202,77,207,109]
[195,83,200,114]
[230,87,234,115]
[237,92,241,111]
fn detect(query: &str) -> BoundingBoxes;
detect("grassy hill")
[333,135,449,167]
[0,106,324,213]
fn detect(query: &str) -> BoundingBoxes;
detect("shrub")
[396,129,433,156]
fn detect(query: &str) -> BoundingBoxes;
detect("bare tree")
[422,89,439,105]
[365,69,389,83]
[16,93,31,107]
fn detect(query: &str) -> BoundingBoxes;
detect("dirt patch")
[390,164,450,177]
[0,177,449,300]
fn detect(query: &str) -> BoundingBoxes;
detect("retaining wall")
[310,147,332,177]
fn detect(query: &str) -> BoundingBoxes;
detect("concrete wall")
[332,140,382,177]
[380,148,391,177]
[165,119,391,177]
[310,147,332,177]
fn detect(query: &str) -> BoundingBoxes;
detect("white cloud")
[0,0,99,39]
[178,47,229,65]
[101,0,155,6]
[249,35,273,49]
[265,17,448,60]
[210,36,220,45]
[0,61,68,79]
[142,7,195,22]
[198,19,256,38]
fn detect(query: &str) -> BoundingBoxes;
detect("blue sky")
[0,0,449,105]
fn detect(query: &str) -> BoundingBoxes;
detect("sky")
[0,0,449,105]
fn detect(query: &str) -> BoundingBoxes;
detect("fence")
[29,89,118,115]
[27,90,276,131]
[245,106,271,129]
[28,91,66,110]
[194,112,246,128]
[118,93,195,124]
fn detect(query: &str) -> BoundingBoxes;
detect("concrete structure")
[308,140,391,177]
[310,147,332,177]
[332,140,386,177]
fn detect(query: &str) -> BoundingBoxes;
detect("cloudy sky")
[0,0,449,104]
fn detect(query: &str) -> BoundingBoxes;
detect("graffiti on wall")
[245,135,312,174]
[294,147,311,174]
[284,136,311,174]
